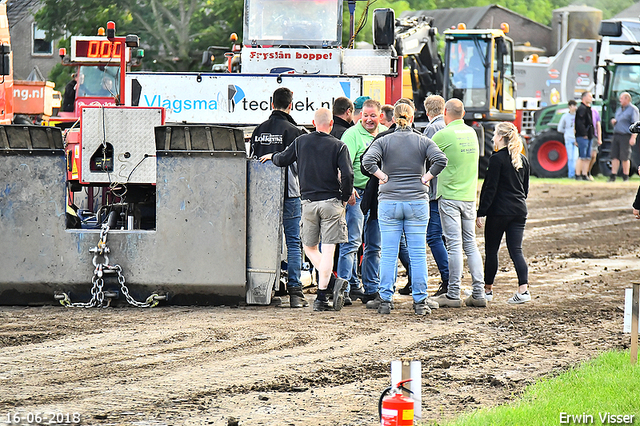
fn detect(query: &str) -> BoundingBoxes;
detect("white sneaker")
[507,291,531,304]
[463,289,472,297]
[426,298,439,309]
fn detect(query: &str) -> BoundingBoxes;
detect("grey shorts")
[591,138,599,153]
[300,198,348,246]
[611,133,632,161]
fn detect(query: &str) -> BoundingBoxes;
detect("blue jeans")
[565,138,578,178]
[398,200,448,285]
[337,188,381,294]
[337,189,364,290]
[283,197,302,289]
[378,200,429,303]
[427,200,449,283]
[576,136,590,160]
[362,215,381,294]
[398,234,411,285]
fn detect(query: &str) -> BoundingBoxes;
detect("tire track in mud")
[0,182,636,425]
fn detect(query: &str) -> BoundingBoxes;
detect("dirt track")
[1,181,639,426]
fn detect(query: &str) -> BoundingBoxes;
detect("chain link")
[58,223,163,308]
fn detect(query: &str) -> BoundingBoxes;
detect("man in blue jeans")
[250,88,307,308]
[339,98,386,303]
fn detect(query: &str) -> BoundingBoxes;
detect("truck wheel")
[529,130,567,178]
[478,130,493,179]
[598,156,613,177]
[13,115,33,125]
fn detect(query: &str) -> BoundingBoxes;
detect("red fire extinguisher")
[378,379,415,426]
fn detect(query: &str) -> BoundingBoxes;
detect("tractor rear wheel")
[528,130,567,178]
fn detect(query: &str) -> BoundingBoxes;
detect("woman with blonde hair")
[362,103,447,315]
[476,122,531,304]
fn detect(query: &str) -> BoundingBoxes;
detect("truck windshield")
[447,38,489,109]
[245,0,340,45]
[77,65,120,98]
[611,64,640,102]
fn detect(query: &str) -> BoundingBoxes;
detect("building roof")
[615,2,640,20]
[7,0,40,27]
[401,4,551,33]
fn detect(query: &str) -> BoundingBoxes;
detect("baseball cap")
[353,96,371,110]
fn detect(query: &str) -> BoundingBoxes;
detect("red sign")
[71,36,124,63]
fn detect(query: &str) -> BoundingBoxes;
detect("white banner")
[241,48,342,75]
[125,73,361,126]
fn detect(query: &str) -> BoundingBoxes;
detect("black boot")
[288,288,306,308]
[398,283,412,295]
[433,281,449,297]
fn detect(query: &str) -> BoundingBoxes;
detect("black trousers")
[484,215,528,286]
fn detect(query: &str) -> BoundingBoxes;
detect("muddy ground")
[1,180,639,426]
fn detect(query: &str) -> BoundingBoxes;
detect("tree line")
[35,0,635,83]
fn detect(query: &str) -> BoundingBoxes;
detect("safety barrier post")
[631,283,639,365]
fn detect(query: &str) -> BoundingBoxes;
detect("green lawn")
[432,351,640,426]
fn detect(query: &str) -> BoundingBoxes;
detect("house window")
[32,23,53,55]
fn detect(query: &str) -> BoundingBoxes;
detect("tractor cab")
[443,26,516,122]
[53,26,141,128]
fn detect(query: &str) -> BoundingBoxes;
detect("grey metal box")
[81,107,163,184]
[342,49,396,75]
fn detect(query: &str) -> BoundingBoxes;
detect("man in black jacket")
[575,91,594,181]
[250,88,307,308]
[260,108,354,312]
[330,97,354,139]
[61,74,77,112]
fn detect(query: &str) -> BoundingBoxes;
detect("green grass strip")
[438,350,640,426]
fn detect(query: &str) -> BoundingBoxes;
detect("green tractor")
[527,20,640,177]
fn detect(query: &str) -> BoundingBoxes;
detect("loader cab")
[443,28,516,122]
[76,65,120,100]
[601,62,640,135]
[54,33,132,127]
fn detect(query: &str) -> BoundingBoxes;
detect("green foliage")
[48,64,75,92]
[439,350,640,426]
[34,0,243,73]
[34,0,638,77]
[342,0,413,47]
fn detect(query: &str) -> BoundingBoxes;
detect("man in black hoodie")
[575,91,594,181]
[260,108,354,312]
[250,88,307,308]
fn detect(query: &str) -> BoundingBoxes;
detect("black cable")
[126,154,155,182]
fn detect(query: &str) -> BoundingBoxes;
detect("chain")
[58,223,163,308]
[115,265,159,308]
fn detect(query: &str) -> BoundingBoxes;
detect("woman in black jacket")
[476,122,531,304]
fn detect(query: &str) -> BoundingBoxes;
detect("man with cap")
[338,97,387,303]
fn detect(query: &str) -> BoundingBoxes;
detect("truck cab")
[443,27,516,122]
[53,33,130,128]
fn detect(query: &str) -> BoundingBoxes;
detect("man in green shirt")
[431,99,486,309]
[338,98,387,302]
